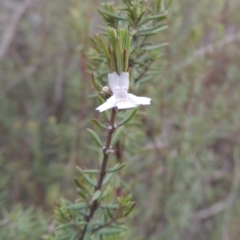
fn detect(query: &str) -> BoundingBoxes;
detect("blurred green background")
[1,0,240,239]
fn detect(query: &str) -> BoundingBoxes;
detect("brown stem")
[78,108,117,240]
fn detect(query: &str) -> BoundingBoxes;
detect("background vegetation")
[1,0,240,239]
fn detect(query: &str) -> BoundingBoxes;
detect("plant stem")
[78,108,117,240]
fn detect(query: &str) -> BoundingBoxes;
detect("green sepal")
[86,128,103,148]
[128,67,133,81]
[112,126,124,146]
[123,48,128,72]
[108,28,117,50]
[115,38,123,73]
[109,48,117,73]
[91,118,107,130]
[119,108,138,126]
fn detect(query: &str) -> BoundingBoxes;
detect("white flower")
[96,72,151,112]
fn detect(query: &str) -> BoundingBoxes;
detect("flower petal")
[108,72,120,94]
[96,96,117,112]
[119,72,129,90]
[128,94,151,105]
[117,98,137,109]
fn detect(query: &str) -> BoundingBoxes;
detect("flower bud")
[102,86,110,94]
[101,86,111,98]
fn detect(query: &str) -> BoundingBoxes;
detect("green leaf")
[98,10,126,21]
[142,42,169,50]
[106,163,126,173]
[91,118,107,130]
[98,227,124,235]
[70,232,78,240]
[91,190,101,201]
[99,37,110,68]
[76,221,88,226]
[112,126,124,146]
[119,108,138,126]
[138,25,168,36]
[83,222,93,240]
[55,223,73,230]
[82,169,100,174]
[124,202,136,217]
[140,13,167,24]
[65,202,88,210]
[100,204,118,210]
[91,73,102,92]
[55,233,74,240]
[86,128,103,148]
[76,167,97,187]
[102,172,116,186]
[77,188,87,200]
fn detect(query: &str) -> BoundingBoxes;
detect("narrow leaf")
[92,118,107,130]
[142,42,169,50]
[91,73,102,91]
[112,126,124,146]
[106,163,126,173]
[124,202,136,217]
[119,108,138,126]
[98,10,126,21]
[86,128,103,148]
[138,25,168,36]
[91,190,101,201]
[65,202,87,210]
[99,37,110,68]
[102,172,116,186]
[82,169,100,174]
[100,204,118,210]
[76,167,97,187]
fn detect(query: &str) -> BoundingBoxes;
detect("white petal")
[108,72,120,94]
[128,94,151,105]
[96,96,117,112]
[117,100,137,109]
[119,72,129,90]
